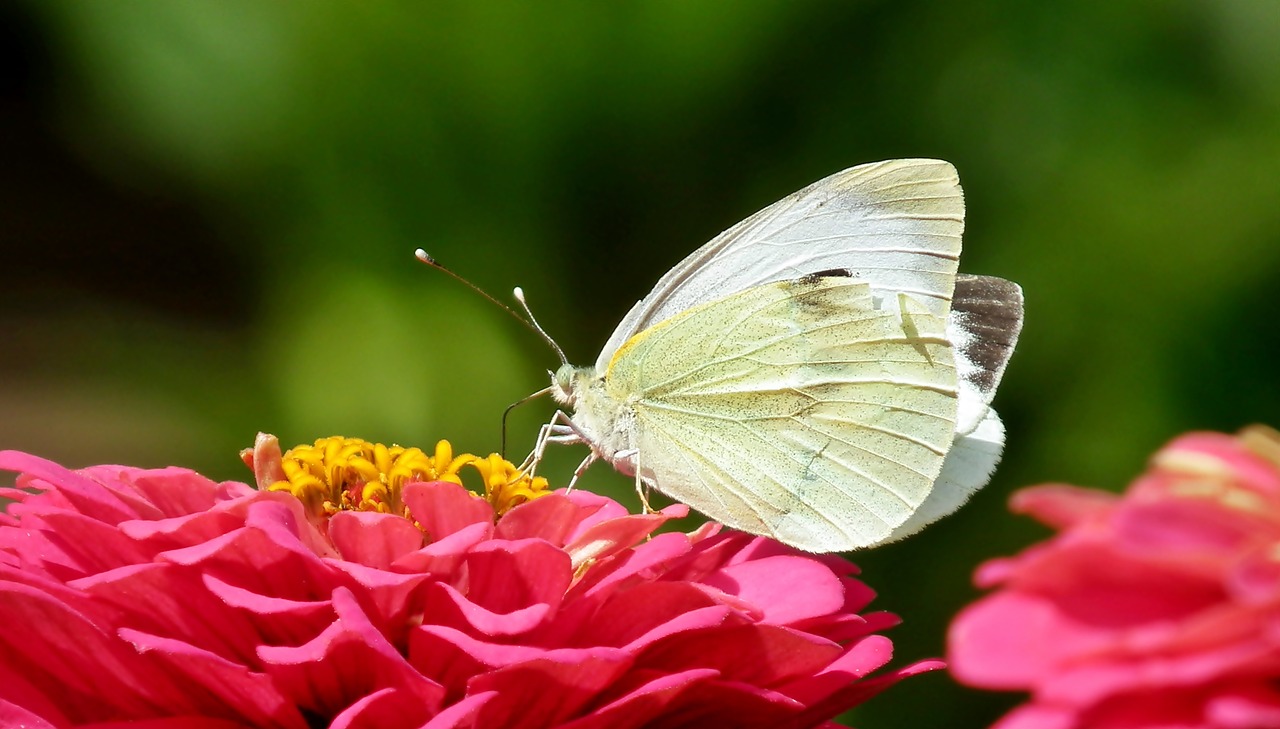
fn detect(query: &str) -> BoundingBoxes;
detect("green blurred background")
[2,1,1279,726]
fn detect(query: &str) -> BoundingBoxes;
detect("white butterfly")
[525,159,1023,553]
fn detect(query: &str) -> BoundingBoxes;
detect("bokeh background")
[3,1,1279,726]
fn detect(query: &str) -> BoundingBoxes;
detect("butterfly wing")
[879,275,1024,542]
[596,159,964,372]
[602,274,958,552]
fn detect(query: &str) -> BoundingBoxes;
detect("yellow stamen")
[469,453,554,515]
[264,436,551,519]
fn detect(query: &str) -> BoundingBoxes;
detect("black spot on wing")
[952,274,1024,393]
[796,268,853,285]
[782,270,856,318]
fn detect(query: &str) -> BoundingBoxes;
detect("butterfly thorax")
[551,363,638,471]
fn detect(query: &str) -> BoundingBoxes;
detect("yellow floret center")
[267,436,551,518]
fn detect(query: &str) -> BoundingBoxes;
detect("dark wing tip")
[952,274,1024,394]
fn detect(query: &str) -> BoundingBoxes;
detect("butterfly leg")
[637,480,655,514]
[614,448,656,514]
[517,417,558,473]
[564,451,598,493]
[519,410,587,478]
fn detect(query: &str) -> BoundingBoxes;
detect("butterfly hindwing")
[603,275,959,551]
[880,274,1024,543]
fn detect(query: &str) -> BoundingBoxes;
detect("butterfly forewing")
[603,275,959,551]
[597,159,965,371]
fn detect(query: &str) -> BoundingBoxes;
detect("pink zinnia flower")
[949,426,1280,729]
[0,434,936,728]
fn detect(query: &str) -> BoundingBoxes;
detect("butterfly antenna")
[414,249,535,329]
[514,287,568,366]
[416,251,569,456]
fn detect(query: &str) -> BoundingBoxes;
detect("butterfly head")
[551,363,588,407]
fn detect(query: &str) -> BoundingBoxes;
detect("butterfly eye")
[551,364,578,405]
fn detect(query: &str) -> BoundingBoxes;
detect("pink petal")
[949,591,1104,689]
[990,703,1076,729]
[700,554,845,625]
[72,563,263,664]
[563,508,689,569]
[1159,433,1280,498]
[0,451,143,523]
[125,467,245,518]
[160,504,339,601]
[0,700,59,729]
[116,628,306,728]
[1070,686,1218,729]
[660,531,759,583]
[84,719,263,729]
[553,668,723,729]
[238,495,339,558]
[202,573,336,647]
[1010,484,1119,530]
[408,623,552,695]
[391,521,492,578]
[1206,684,1280,727]
[567,532,695,604]
[561,513,663,567]
[402,481,494,542]
[20,510,144,575]
[617,675,807,728]
[322,559,432,636]
[951,430,1280,729]
[566,582,725,648]
[1230,549,1280,604]
[494,493,588,545]
[991,539,1224,626]
[617,604,739,652]
[1037,628,1280,706]
[635,623,842,686]
[117,491,279,552]
[258,588,444,723]
[972,554,1024,588]
[779,634,897,705]
[467,649,634,729]
[329,687,430,729]
[463,539,571,615]
[326,511,425,569]
[837,574,878,614]
[418,581,553,637]
[1112,497,1278,560]
[795,611,880,645]
[557,489,632,536]
[779,658,945,729]
[0,666,69,727]
[418,691,497,729]
[0,581,167,719]
[0,512,92,580]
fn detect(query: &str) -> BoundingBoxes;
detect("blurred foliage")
[2,0,1279,726]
